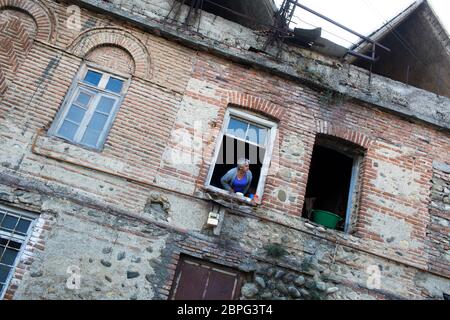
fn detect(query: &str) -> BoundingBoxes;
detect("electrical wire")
[291,14,359,47]
[361,0,445,93]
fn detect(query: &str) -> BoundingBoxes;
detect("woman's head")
[237,158,250,172]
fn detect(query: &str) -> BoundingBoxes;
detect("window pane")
[1,215,18,231]
[0,265,10,283]
[247,125,267,145]
[88,113,108,131]
[57,121,79,141]
[66,105,86,124]
[83,70,102,87]
[8,241,21,250]
[1,248,18,266]
[81,128,101,148]
[105,77,124,94]
[76,92,91,106]
[0,213,4,224]
[96,96,115,114]
[15,219,31,234]
[227,118,247,140]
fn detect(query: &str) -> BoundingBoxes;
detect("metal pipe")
[197,0,204,33]
[369,42,376,84]
[183,0,195,27]
[346,50,378,62]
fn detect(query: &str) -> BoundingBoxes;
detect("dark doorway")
[170,256,244,300]
[302,139,355,231]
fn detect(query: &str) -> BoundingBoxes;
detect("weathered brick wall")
[0,68,6,95]
[86,45,135,75]
[1,181,446,300]
[0,0,448,299]
[0,9,37,95]
[177,52,445,268]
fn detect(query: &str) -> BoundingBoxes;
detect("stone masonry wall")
[1,179,447,300]
[427,162,450,279]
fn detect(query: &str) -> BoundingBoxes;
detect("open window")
[302,135,364,233]
[205,108,277,201]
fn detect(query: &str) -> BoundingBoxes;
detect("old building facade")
[0,0,449,300]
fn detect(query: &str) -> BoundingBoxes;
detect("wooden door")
[170,257,244,300]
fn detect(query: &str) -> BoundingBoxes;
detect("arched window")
[49,46,134,150]
[205,107,278,202]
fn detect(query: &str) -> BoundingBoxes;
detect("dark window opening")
[302,136,361,232]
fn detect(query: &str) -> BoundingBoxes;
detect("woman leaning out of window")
[220,158,253,197]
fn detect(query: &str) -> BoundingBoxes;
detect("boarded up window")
[170,256,244,300]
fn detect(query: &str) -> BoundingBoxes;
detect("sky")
[273,0,450,48]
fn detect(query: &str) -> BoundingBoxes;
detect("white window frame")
[205,107,278,203]
[343,155,362,233]
[0,204,38,300]
[49,63,131,151]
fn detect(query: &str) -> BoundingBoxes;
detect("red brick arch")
[226,91,285,121]
[0,68,6,95]
[0,0,56,42]
[67,27,152,79]
[315,120,372,149]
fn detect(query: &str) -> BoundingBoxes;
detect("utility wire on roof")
[361,0,444,94]
[361,0,420,61]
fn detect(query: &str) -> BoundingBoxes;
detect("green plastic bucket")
[312,210,342,229]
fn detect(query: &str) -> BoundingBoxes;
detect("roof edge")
[348,0,424,62]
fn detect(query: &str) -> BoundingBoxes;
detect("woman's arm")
[220,169,235,192]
